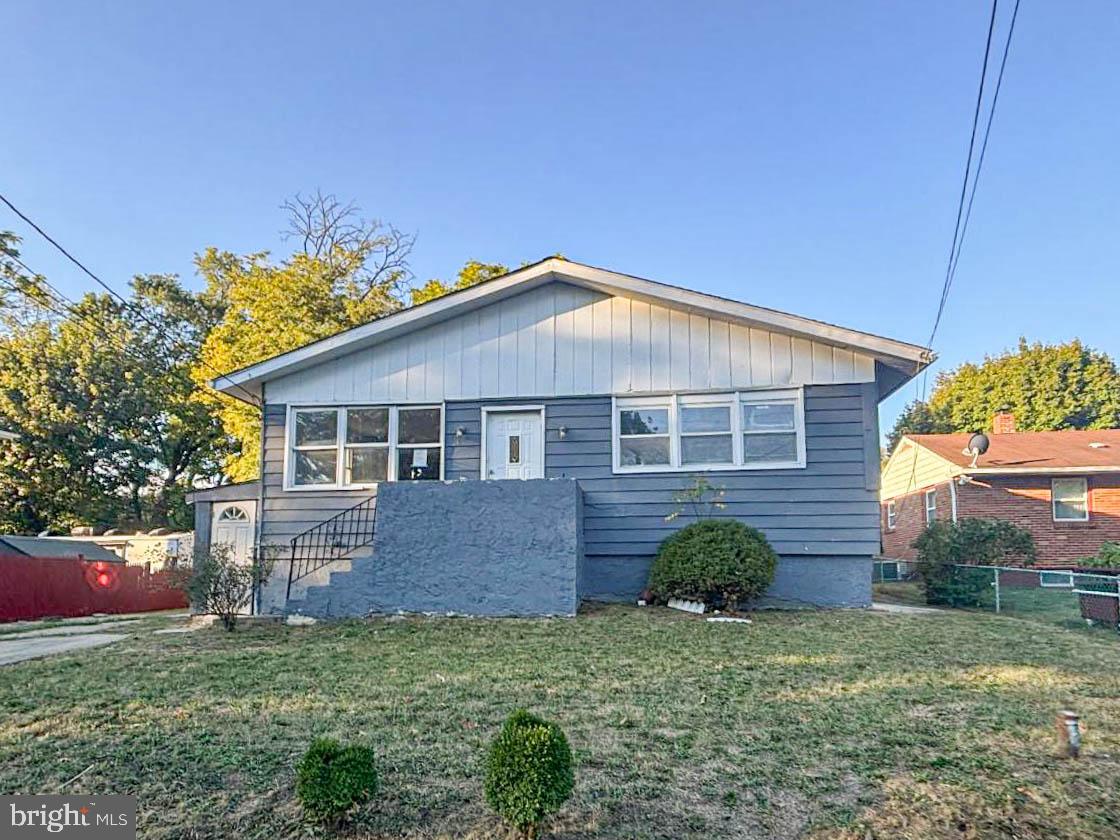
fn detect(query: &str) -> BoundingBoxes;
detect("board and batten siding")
[265,282,877,405]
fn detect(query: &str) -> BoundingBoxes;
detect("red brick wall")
[955,474,1120,564]
[881,483,951,560]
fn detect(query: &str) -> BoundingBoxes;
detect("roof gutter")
[963,466,1120,475]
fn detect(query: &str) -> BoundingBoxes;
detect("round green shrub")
[648,519,777,607]
[296,737,379,826]
[484,709,575,838]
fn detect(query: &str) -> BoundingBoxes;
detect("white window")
[612,389,805,473]
[287,406,442,489]
[924,490,937,525]
[886,501,897,530]
[1039,570,1074,588]
[1052,477,1089,522]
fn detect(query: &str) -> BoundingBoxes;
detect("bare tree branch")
[280,191,415,299]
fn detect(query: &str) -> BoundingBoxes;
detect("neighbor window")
[924,490,937,525]
[288,405,442,488]
[1052,477,1089,522]
[613,389,804,473]
[886,501,897,530]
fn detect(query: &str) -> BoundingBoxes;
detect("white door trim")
[480,405,546,479]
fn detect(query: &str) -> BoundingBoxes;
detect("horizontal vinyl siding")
[266,282,877,405]
[445,383,881,558]
[259,404,374,546]
[880,440,960,500]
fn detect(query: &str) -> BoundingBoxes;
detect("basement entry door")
[484,410,544,479]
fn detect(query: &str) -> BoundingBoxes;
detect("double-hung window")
[886,501,897,530]
[1052,477,1089,522]
[613,389,805,473]
[924,489,937,525]
[287,405,442,489]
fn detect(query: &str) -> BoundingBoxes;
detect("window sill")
[612,461,805,475]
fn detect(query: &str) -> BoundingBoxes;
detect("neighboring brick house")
[880,414,1120,564]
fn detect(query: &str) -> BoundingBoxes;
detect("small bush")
[296,737,379,826]
[185,544,275,631]
[484,709,574,838]
[1077,541,1120,569]
[912,518,1036,606]
[648,519,777,608]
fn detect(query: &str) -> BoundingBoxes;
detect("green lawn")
[2,606,1119,839]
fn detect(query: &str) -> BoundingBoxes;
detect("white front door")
[484,410,544,479]
[211,503,255,565]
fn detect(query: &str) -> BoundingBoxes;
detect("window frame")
[1052,477,1089,522]
[285,404,444,491]
[886,501,897,530]
[924,489,937,525]
[611,388,806,474]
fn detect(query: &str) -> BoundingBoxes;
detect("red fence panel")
[0,555,187,622]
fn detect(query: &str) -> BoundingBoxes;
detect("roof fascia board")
[964,466,1120,475]
[556,262,930,366]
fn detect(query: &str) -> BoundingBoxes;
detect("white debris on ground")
[153,615,218,634]
[706,616,752,624]
[667,598,706,614]
[284,614,318,626]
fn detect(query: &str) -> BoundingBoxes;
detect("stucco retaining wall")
[288,478,583,618]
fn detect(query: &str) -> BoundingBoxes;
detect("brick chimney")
[992,410,1016,435]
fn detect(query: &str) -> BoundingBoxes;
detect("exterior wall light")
[558,426,568,439]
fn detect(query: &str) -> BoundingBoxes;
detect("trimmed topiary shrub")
[648,519,777,608]
[296,737,379,826]
[484,709,574,838]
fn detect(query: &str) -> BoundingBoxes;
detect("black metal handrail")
[287,494,377,599]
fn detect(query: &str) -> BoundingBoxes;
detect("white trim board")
[212,258,931,402]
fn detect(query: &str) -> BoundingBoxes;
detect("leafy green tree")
[410,260,509,306]
[888,339,1120,448]
[196,195,414,480]
[0,236,229,531]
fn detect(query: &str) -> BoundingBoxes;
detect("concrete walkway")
[0,610,188,666]
[871,601,945,615]
[0,633,129,666]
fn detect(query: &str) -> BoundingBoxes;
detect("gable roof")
[211,258,932,402]
[0,535,122,562]
[905,430,1120,474]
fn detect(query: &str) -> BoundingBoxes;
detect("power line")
[0,252,233,406]
[942,0,1022,309]
[926,0,1001,352]
[0,192,261,406]
[895,0,1022,510]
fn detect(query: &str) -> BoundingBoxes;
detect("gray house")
[201,258,929,617]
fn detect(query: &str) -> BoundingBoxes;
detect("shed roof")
[0,536,123,562]
[907,429,1120,473]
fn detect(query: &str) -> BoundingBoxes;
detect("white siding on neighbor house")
[266,282,878,405]
[880,440,961,500]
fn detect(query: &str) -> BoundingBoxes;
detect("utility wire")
[942,0,1022,308]
[0,251,232,405]
[926,0,1001,352]
[0,192,261,406]
[895,0,1021,511]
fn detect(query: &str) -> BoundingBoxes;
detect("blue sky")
[3,1,1118,435]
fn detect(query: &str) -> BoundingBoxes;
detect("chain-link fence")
[873,561,1120,634]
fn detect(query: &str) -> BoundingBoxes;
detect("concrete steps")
[284,545,371,616]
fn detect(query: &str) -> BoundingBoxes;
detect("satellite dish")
[962,432,990,468]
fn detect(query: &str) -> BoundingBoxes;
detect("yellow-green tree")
[410,260,510,306]
[887,338,1120,449]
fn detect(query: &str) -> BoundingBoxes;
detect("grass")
[2,606,1119,839]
